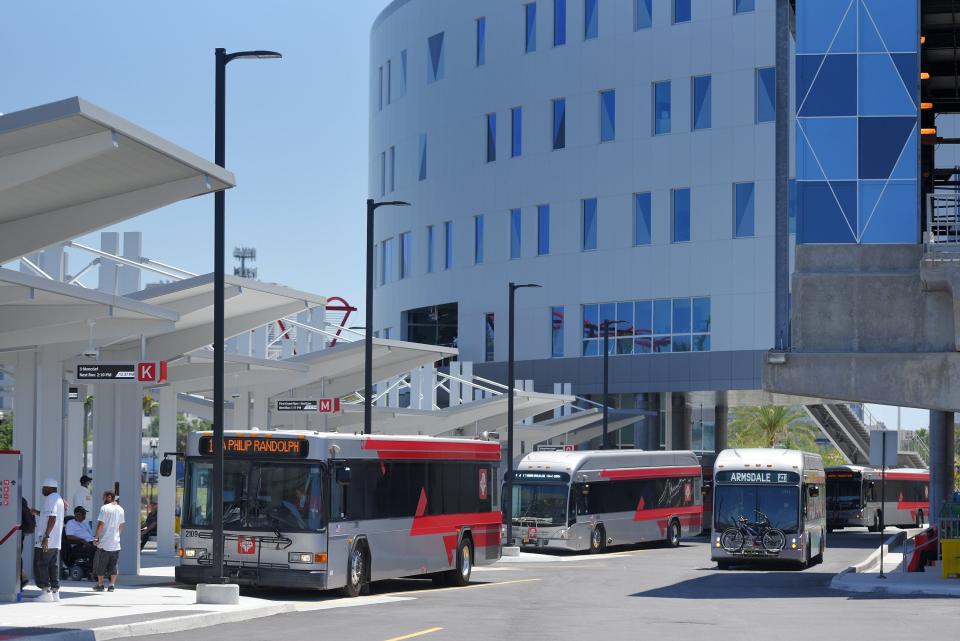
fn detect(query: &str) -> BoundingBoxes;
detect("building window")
[554,0,566,46]
[427,32,445,83]
[511,107,523,157]
[525,3,537,53]
[692,75,711,130]
[418,134,427,181]
[673,0,691,24]
[735,0,755,14]
[381,237,395,284]
[672,188,691,243]
[378,66,383,111]
[756,67,776,123]
[474,214,484,264]
[486,113,497,162]
[654,81,671,134]
[734,182,755,238]
[443,221,453,270]
[582,198,598,251]
[633,192,652,246]
[400,49,408,97]
[379,151,386,196]
[386,59,392,105]
[427,225,435,273]
[537,205,550,255]
[552,98,566,150]
[635,0,652,29]
[510,208,522,259]
[484,313,495,362]
[476,17,486,66]
[584,0,598,40]
[399,231,412,279]
[581,297,710,356]
[387,146,395,193]
[600,90,616,142]
[551,306,565,357]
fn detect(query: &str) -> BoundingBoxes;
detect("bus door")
[327,461,354,586]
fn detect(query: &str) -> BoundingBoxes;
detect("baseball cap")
[80,474,92,484]
[41,478,58,489]
[74,506,87,514]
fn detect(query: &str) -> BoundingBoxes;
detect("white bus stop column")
[233,391,251,430]
[64,392,85,504]
[252,390,269,429]
[157,387,177,557]
[34,347,64,504]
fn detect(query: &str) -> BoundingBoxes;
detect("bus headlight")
[715,537,721,548]
[288,552,314,564]
[790,537,797,550]
[183,548,205,558]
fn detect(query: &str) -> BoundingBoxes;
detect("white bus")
[826,466,929,531]
[506,450,703,552]
[711,448,826,569]
[175,430,502,596]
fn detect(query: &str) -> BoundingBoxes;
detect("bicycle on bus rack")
[720,510,786,554]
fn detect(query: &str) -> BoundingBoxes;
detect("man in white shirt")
[34,478,65,602]
[92,490,125,592]
[71,475,93,518]
[65,506,97,557]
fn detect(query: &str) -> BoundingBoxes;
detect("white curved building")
[369,0,781,450]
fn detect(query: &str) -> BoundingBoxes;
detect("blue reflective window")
[551,306,565,357]
[486,113,496,162]
[552,98,566,150]
[616,302,634,355]
[582,198,598,250]
[485,313,495,362]
[600,90,616,142]
[735,0,754,14]
[635,0,652,30]
[525,3,537,53]
[538,205,550,255]
[673,335,691,352]
[474,215,484,264]
[476,17,486,66]
[399,50,408,97]
[379,151,386,197]
[386,60,392,105]
[427,32,445,83]
[692,297,711,333]
[635,301,652,335]
[443,221,453,270]
[378,66,383,111]
[381,237,395,284]
[653,300,672,335]
[418,134,427,181]
[734,182,755,238]
[757,67,776,123]
[654,81,671,134]
[692,75,711,130]
[672,188,691,243]
[673,0,690,24]
[511,107,523,157]
[554,0,566,46]
[399,231,412,279]
[672,298,691,333]
[584,0,598,40]
[388,146,395,193]
[634,192,652,246]
[426,225,435,273]
[510,209,522,259]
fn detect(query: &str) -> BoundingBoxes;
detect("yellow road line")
[385,577,542,597]
[383,627,444,641]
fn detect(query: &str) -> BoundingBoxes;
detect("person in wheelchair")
[62,507,97,579]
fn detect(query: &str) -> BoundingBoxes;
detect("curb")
[845,530,906,574]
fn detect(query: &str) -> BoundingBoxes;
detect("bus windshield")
[714,485,799,534]
[185,459,325,531]
[827,479,863,509]
[512,483,568,526]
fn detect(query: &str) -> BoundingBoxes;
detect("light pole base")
[502,546,521,557]
[196,583,240,604]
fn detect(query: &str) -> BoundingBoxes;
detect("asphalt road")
[133,530,958,641]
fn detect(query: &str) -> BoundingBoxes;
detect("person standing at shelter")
[34,478,65,602]
[20,496,37,590]
[92,491,124,592]
[72,475,93,518]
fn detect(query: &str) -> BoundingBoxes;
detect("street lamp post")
[364,199,410,436]
[505,282,541,548]
[601,319,627,449]
[212,47,281,583]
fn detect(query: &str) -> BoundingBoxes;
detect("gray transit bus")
[826,466,929,531]
[711,448,826,569]
[176,430,502,596]
[506,449,703,552]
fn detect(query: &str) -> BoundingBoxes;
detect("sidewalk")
[830,528,960,597]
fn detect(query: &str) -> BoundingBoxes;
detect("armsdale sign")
[715,470,800,484]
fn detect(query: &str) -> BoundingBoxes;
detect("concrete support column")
[251,391,269,429]
[233,391,251,431]
[671,393,692,451]
[64,393,85,503]
[929,410,956,524]
[715,392,729,454]
[636,393,661,451]
[157,387,177,557]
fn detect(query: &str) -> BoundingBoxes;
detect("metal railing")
[925,192,960,249]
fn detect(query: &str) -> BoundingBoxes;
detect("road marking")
[383,627,443,641]
[385,577,542,597]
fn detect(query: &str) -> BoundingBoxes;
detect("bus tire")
[444,537,473,587]
[868,512,881,533]
[341,543,367,598]
[716,560,731,570]
[589,525,605,554]
[665,519,681,548]
[812,536,824,565]
[915,510,924,529]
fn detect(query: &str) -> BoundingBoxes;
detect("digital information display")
[199,436,309,458]
[715,470,800,484]
[77,364,137,380]
[510,471,570,484]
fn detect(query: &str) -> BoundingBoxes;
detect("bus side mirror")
[336,467,352,485]
[808,486,820,498]
[159,458,174,478]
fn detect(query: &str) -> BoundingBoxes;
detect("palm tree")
[730,405,819,450]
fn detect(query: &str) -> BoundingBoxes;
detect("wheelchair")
[60,516,97,581]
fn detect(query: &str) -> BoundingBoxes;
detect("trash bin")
[942,539,960,578]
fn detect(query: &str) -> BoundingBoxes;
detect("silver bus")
[826,466,929,531]
[712,448,826,569]
[176,430,502,596]
[506,450,703,552]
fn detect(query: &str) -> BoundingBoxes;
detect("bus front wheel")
[341,544,367,598]
[665,519,681,548]
[444,537,473,587]
[589,526,606,554]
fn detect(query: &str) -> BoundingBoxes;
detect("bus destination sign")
[199,436,309,458]
[716,470,800,484]
[510,471,570,483]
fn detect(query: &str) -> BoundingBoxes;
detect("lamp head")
[225,50,283,63]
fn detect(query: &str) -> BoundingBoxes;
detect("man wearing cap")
[65,506,97,557]
[72,475,93,518]
[34,478,65,602]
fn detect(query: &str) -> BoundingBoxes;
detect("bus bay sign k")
[275,399,341,413]
[76,361,167,383]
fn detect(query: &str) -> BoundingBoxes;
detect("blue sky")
[1,0,390,307]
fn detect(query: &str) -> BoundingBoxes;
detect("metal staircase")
[805,403,929,468]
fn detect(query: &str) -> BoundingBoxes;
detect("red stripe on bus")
[600,466,702,480]
[885,473,929,481]
[409,511,503,564]
[897,501,928,510]
[632,505,702,523]
[361,438,501,461]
